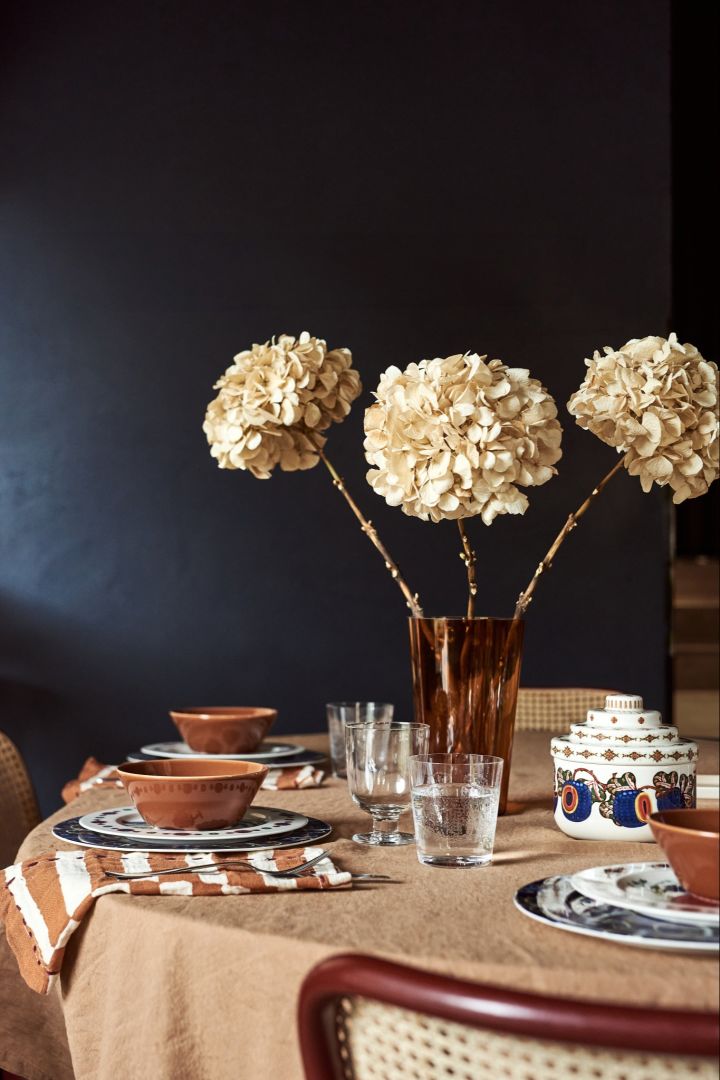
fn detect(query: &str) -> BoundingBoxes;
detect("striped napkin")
[61,755,325,804]
[1,847,349,994]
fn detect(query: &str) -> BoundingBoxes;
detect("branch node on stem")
[318,449,422,616]
[457,520,478,619]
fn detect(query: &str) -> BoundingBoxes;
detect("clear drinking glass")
[345,721,429,845]
[326,702,394,778]
[410,754,503,867]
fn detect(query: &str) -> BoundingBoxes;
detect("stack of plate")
[515,862,719,953]
[54,805,332,853]
[124,740,326,770]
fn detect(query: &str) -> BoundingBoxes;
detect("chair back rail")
[298,953,719,1080]
[515,687,618,732]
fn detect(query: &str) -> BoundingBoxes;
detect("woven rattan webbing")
[336,997,715,1080]
[514,688,617,733]
[0,730,41,866]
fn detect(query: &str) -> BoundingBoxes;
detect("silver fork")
[105,850,335,881]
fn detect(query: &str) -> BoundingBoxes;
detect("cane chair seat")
[0,731,40,867]
[337,997,716,1080]
[298,955,719,1080]
[515,688,618,733]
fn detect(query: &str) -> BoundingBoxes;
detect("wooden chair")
[515,687,617,733]
[0,731,40,868]
[298,954,719,1080]
[0,735,38,1079]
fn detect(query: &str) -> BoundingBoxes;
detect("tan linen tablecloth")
[2,732,718,1080]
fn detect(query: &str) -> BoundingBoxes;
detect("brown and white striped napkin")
[1,846,349,994]
[61,755,325,804]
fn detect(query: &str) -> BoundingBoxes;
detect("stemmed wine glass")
[345,721,430,845]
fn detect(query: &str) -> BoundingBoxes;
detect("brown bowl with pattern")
[117,759,269,830]
[169,706,277,754]
[649,808,720,902]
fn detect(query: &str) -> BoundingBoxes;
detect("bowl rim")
[116,759,270,781]
[169,706,277,721]
[649,809,720,840]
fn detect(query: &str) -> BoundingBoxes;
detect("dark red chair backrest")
[298,953,719,1080]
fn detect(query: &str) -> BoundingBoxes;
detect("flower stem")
[457,520,478,619]
[319,449,422,616]
[513,456,626,619]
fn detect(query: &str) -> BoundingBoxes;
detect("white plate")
[571,863,720,927]
[514,875,718,953]
[140,741,304,761]
[78,805,308,842]
[53,815,332,854]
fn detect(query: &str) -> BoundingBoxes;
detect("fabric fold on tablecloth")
[61,756,325,803]
[0,847,349,994]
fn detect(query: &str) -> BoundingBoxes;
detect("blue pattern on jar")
[656,787,684,811]
[561,781,592,822]
[612,789,653,827]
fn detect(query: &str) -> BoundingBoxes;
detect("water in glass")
[410,753,503,868]
[412,782,500,867]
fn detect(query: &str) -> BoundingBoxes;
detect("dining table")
[1,730,718,1080]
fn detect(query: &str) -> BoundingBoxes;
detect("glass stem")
[371,816,400,842]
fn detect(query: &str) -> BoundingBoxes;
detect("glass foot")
[416,853,492,867]
[352,831,415,846]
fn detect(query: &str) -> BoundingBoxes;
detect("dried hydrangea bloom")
[204,332,361,478]
[567,334,719,503]
[364,352,563,524]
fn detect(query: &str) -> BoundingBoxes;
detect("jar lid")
[550,691,697,766]
[586,693,662,731]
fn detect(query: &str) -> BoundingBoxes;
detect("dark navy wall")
[1,0,672,814]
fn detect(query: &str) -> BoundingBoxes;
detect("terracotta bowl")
[169,706,277,754]
[649,808,720,902]
[117,759,269,830]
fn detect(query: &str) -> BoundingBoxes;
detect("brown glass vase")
[408,616,525,814]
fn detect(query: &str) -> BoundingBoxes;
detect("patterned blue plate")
[515,875,719,953]
[124,749,327,769]
[54,815,332,854]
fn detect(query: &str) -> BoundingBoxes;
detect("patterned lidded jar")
[551,693,697,841]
